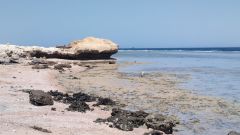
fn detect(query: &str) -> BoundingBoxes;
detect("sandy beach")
[0,58,239,135]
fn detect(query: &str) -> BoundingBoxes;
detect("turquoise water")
[114,50,240,102]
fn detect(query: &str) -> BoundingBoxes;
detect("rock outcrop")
[0,37,118,61]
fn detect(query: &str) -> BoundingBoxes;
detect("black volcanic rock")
[95,108,149,131]
[144,114,179,134]
[48,90,96,103]
[29,90,53,106]
[66,100,90,113]
[94,97,116,106]
[73,92,96,102]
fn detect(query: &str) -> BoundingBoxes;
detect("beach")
[0,54,239,135]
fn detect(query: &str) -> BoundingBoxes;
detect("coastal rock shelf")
[0,37,118,61]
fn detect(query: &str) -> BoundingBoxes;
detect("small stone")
[143,130,163,135]
[109,61,116,64]
[51,107,56,111]
[31,126,52,133]
[72,76,78,79]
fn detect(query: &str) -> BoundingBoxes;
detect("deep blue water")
[114,48,240,102]
[120,47,240,51]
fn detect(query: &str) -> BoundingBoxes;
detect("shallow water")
[113,50,240,134]
[114,50,240,102]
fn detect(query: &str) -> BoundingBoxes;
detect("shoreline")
[0,58,240,135]
[56,60,240,134]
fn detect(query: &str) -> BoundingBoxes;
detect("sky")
[0,0,240,48]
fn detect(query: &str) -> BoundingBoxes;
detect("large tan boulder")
[69,37,118,53]
[0,37,119,60]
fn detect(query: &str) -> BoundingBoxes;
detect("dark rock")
[62,96,75,104]
[48,90,66,97]
[84,64,92,68]
[112,117,134,131]
[66,100,90,113]
[94,97,116,106]
[228,131,240,135]
[94,118,108,123]
[9,58,19,63]
[73,92,96,102]
[110,108,148,128]
[31,126,52,133]
[54,64,72,70]
[95,108,149,131]
[111,108,148,118]
[48,90,96,104]
[29,59,57,66]
[48,90,72,103]
[143,130,163,135]
[29,49,117,60]
[29,90,53,106]
[109,61,116,64]
[51,107,56,111]
[144,114,179,134]
[53,95,64,101]
[72,76,79,79]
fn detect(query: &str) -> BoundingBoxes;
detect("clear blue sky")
[0,0,240,48]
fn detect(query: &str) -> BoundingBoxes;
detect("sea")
[113,47,240,135]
